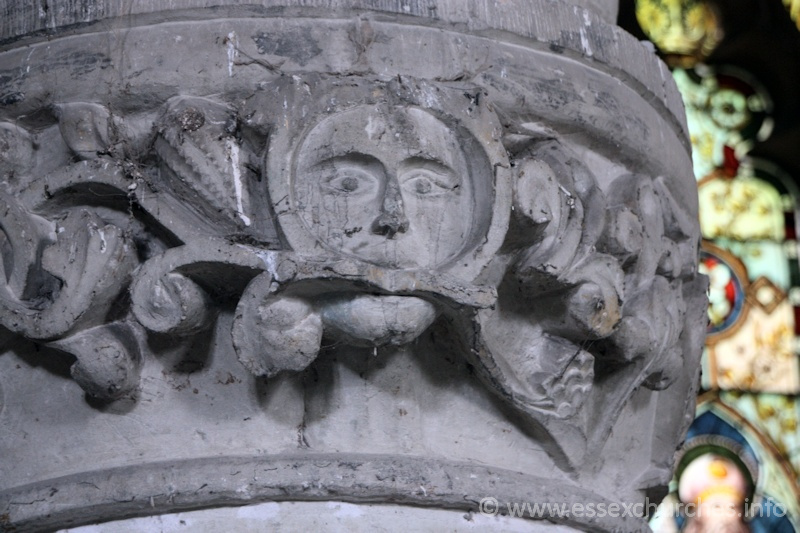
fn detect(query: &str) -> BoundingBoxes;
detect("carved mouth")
[334,236,461,271]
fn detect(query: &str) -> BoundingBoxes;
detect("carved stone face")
[293,105,475,269]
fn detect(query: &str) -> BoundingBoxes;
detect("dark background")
[618,0,800,181]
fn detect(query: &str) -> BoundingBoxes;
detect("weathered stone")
[0,1,704,531]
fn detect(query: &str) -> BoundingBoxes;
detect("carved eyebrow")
[401,155,452,170]
[399,157,460,185]
[312,152,384,170]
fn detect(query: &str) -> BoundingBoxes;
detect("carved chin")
[320,294,440,347]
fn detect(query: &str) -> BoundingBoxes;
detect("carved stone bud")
[51,323,142,401]
[320,295,439,347]
[233,274,323,377]
[132,273,213,336]
[55,103,113,159]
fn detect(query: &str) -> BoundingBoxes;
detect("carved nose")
[372,180,409,238]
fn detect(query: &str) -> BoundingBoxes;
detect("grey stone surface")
[58,501,579,533]
[0,1,703,531]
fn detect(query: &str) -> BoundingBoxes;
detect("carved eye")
[400,169,459,197]
[321,168,379,196]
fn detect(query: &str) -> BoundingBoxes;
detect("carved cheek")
[398,170,473,267]
[296,164,383,250]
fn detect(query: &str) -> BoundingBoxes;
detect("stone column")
[0,1,704,531]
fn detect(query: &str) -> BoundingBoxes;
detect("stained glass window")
[700,160,800,394]
[629,1,800,531]
[785,0,800,29]
[635,0,723,67]
[650,396,800,532]
[678,63,800,394]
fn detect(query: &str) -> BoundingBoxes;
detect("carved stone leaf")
[55,103,113,160]
[654,176,701,280]
[0,122,35,185]
[0,202,136,340]
[510,142,610,296]
[154,96,254,229]
[471,302,593,419]
[40,209,137,337]
[606,174,666,288]
[0,191,141,399]
[0,191,57,303]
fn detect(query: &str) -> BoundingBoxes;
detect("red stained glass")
[785,213,796,240]
[722,145,740,177]
[794,306,800,335]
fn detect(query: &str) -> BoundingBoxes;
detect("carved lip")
[283,256,498,310]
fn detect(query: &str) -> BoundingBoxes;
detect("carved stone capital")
[0,1,704,531]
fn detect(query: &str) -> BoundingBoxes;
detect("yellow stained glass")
[705,301,799,393]
[635,0,722,67]
[785,0,800,30]
[698,177,785,241]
